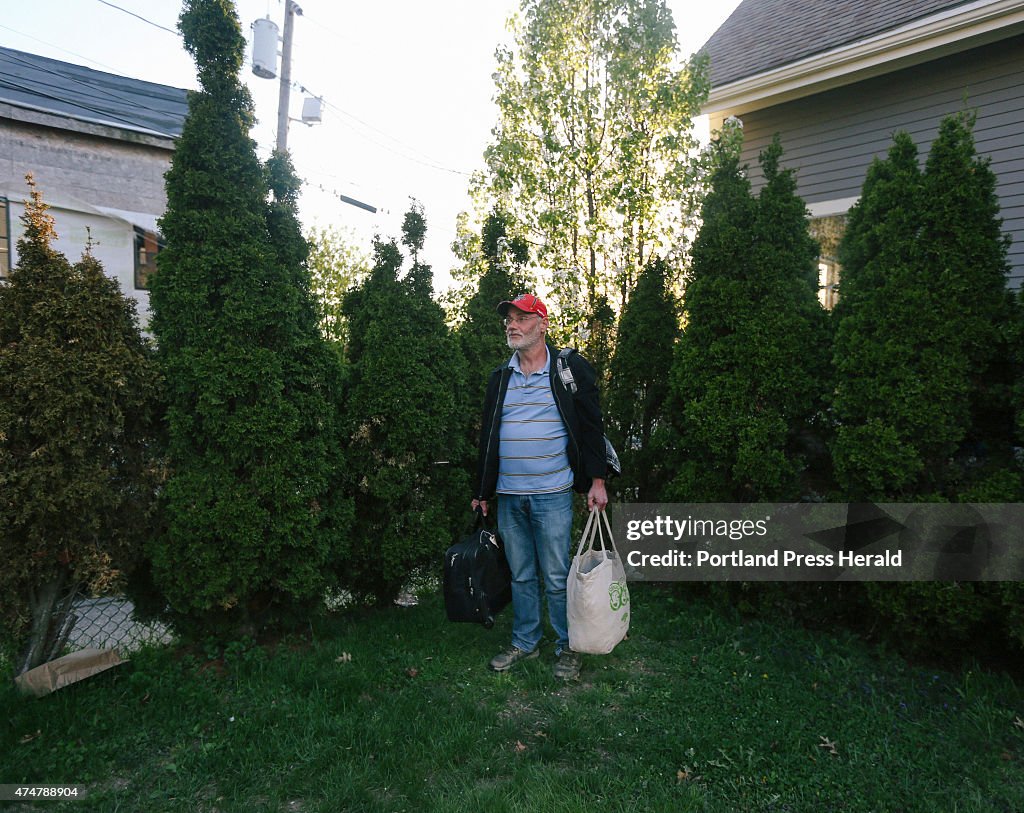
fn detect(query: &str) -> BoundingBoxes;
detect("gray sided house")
[0,46,188,321]
[700,0,1024,303]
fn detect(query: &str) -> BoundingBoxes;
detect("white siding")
[6,201,151,326]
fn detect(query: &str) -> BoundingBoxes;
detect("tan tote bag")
[567,508,630,655]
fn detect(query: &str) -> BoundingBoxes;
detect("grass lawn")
[2,583,1022,812]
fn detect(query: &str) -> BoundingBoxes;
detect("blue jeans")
[497,490,574,655]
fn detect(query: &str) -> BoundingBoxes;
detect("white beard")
[507,332,540,352]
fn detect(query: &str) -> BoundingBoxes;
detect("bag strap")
[573,508,620,560]
[557,348,622,481]
[472,506,494,532]
[594,508,621,559]
[556,347,578,395]
[573,508,599,559]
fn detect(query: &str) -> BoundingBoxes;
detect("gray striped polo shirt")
[496,347,573,495]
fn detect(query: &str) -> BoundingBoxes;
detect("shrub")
[0,179,162,674]
[664,134,830,501]
[147,0,346,631]
[339,212,468,603]
[832,115,1012,499]
[833,114,1017,657]
[605,257,679,501]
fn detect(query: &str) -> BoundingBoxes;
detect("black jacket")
[475,345,605,499]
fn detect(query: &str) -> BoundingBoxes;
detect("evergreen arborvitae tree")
[920,112,1015,483]
[664,141,756,501]
[458,208,531,380]
[834,115,1018,658]
[402,199,428,272]
[340,210,468,603]
[1002,293,1024,648]
[605,257,678,501]
[831,132,929,498]
[747,139,833,494]
[580,295,617,394]
[264,149,353,597]
[148,0,343,628]
[0,178,161,674]
[1015,291,1024,459]
[665,135,830,501]
[833,114,1012,499]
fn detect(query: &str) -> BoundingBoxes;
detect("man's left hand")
[587,478,608,512]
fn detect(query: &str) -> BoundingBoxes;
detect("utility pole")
[276,0,302,153]
[253,3,368,212]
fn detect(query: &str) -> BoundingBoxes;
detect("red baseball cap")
[497,293,548,319]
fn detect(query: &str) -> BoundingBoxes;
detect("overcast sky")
[1,0,743,290]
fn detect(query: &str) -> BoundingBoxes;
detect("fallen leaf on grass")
[335,652,352,664]
[1014,716,1023,731]
[677,766,702,783]
[405,667,419,678]
[514,741,528,753]
[818,736,838,756]
[19,730,41,744]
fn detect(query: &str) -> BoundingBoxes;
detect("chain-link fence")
[66,593,174,655]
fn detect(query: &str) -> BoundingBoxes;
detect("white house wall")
[6,200,151,327]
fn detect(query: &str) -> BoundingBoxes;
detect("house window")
[0,198,11,279]
[818,260,840,310]
[134,226,163,290]
[809,215,847,310]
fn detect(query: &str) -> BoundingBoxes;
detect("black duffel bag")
[443,509,512,628]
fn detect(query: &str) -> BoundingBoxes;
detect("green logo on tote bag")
[608,581,629,611]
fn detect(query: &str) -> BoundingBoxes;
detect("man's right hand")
[471,499,489,517]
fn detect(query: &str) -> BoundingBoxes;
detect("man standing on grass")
[471,293,608,681]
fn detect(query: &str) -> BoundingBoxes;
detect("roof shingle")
[0,45,189,139]
[701,0,976,87]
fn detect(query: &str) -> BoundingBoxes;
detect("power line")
[321,105,472,177]
[324,101,470,176]
[289,84,471,178]
[0,74,173,136]
[85,0,474,178]
[93,0,178,36]
[0,24,123,74]
[293,11,357,49]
